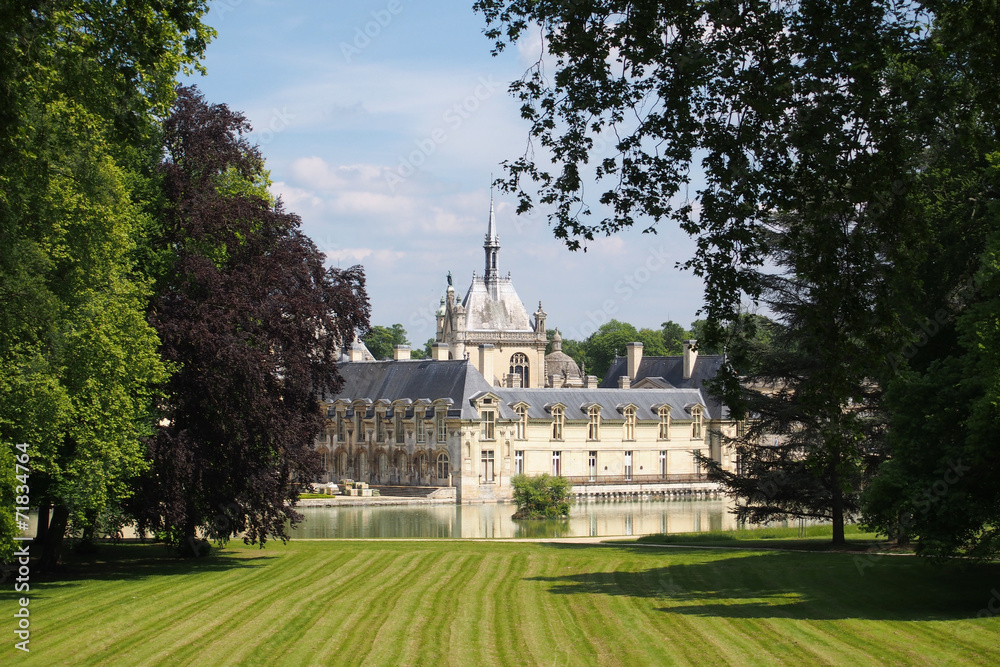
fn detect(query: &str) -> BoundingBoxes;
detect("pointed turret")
[484,195,500,282]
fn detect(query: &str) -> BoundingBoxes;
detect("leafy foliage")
[135,88,370,554]
[362,324,409,360]
[511,474,571,519]
[0,1,208,566]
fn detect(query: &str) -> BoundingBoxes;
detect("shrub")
[511,474,571,519]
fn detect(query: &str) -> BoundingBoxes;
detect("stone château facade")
[312,200,737,501]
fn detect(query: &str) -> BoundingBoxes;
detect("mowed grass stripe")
[359,546,471,665]
[191,549,374,664]
[4,540,1000,666]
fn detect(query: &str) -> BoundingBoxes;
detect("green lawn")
[3,538,999,665]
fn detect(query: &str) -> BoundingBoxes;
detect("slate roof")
[326,359,729,423]
[325,360,492,419]
[599,354,729,414]
[461,276,534,332]
[470,387,726,421]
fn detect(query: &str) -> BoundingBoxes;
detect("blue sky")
[184,0,708,344]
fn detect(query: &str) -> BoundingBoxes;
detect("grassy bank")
[2,538,998,665]
[636,524,890,551]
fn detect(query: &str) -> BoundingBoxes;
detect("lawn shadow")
[526,542,1000,622]
[0,541,275,604]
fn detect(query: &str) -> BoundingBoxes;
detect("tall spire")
[484,193,500,282]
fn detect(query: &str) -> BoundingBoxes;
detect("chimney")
[618,376,631,389]
[393,345,411,361]
[626,342,643,379]
[505,373,522,388]
[432,342,450,361]
[584,375,599,389]
[348,343,365,362]
[683,340,698,380]
[478,344,495,384]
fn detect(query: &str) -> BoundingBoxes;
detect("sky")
[183,0,708,344]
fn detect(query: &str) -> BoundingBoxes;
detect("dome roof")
[545,329,581,379]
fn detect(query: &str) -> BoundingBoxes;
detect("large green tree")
[0,1,211,568]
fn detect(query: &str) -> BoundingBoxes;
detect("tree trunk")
[831,484,846,546]
[41,504,70,572]
[35,502,50,544]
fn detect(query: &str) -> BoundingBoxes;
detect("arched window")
[551,406,564,440]
[515,405,527,440]
[510,352,530,387]
[437,453,449,479]
[588,406,601,441]
[658,406,671,440]
[623,406,636,440]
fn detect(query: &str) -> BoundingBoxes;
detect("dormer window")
[658,406,671,440]
[416,410,426,443]
[623,406,636,441]
[481,407,496,440]
[515,405,527,440]
[395,410,405,444]
[551,406,564,440]
[436,410,447,443]
[587,405,601,441]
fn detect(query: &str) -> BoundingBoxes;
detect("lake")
[288,499,742,539]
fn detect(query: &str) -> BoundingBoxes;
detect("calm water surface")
[289,499,741,539]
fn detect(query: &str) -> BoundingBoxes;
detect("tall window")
[321,450,329,471]
[337,412,346,442]
[355,410,365,444]
[395,411,405,444]
[691,406,703,439]
[437,453,449,479]
[588,406,601,441]
[481,449,495,482]
[658,406,671,440]
[623,406,636,440]
[588,451,597,482]
[481,409,496,440]
[552,451,562,476]
[436,410,447,443]
[551,406,564,440]
[376,412,386,443]
[514,450,524,475]
[510,352,530,387]
[624,450,633,481]
[515,405,527,440]
[660,450,667,476]
[416,411,426,443]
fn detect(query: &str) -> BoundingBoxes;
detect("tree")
[511,474,570,519]
[475,0,933,406]
[362,324,409,360]
[135,88,370,555]
[410,338,435,360]
[0,1,210,568]
[581,320,666,379]
[660,320,689,355]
